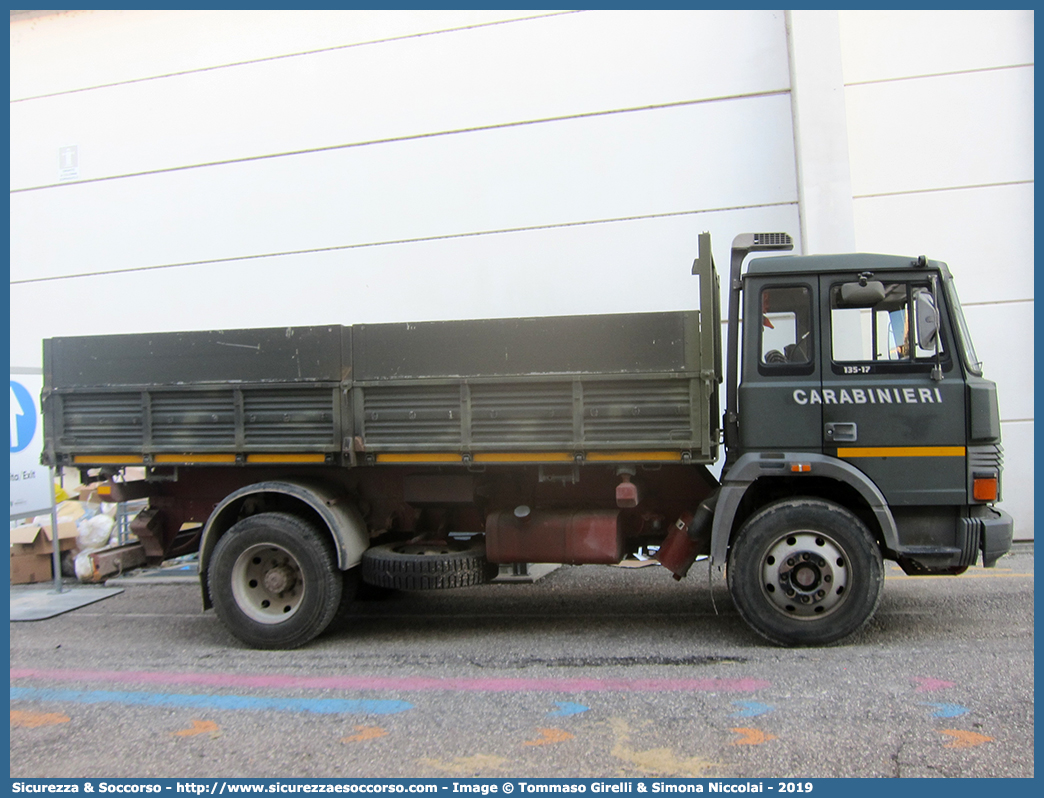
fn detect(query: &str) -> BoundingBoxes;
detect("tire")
[208,512,342,649]
[361,540,498,590]
[726,498,883,646]
[326,566,361,632]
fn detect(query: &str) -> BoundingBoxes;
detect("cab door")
[737,277,821,455]
[818,273,966,506]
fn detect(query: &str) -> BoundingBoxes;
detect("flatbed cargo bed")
[43,311,718,467]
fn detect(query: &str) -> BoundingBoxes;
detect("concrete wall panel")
[11,10,790,190]
[846,67,1033,198]
[10,9,545,99]
[11,95,798,284]
[852,182,1033,304]
[839,10,1034,84]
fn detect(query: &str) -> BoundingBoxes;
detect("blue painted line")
[548,701,589,717]
[730,700,774,718]
[921,702,970,718]
[10,687,413,716]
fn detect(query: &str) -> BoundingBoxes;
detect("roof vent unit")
[752,232,793,249]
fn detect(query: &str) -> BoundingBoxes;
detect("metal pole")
[47,466,64,594]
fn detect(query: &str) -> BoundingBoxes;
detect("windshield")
[943,275,981,375]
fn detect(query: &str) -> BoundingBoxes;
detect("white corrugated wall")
[9,9,1032,538]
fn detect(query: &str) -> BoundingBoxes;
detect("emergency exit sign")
[10,371,51,520]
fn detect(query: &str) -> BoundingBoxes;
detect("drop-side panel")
[355,373,710,458]
[47,385,342,459]
[351,311,710,459]
[352,312,699,380]
[43,326,349,464]
[46,325,347,387]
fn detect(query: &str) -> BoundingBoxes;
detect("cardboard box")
[39,501,89,525]
[11,521,79,584]
[12,521,79,554]
[10,553,57,585]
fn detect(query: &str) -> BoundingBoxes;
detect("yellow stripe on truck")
[72,455,144,465]
[375,453,463,464]
[838,446,965,458]
[246,454,327,464]
[76,451,687,467]
[587,451,683,462]
[375,451,686,465]
[472,452,574,464]
[153,454,237,464]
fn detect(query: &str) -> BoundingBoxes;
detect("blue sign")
[10,379,37,454]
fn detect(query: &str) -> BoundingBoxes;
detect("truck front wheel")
[208,512,342,649]
[726,498,883,646]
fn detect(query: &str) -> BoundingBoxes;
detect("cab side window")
[760,286,812,367]
[831,282,944,363]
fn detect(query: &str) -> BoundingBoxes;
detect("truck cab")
[705,235,1013,645]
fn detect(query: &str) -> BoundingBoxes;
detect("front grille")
[968,444,1003,471]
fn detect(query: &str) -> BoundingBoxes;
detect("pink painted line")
[911,676,956,692]
[11,668,769,693]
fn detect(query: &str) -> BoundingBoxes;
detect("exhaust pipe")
[656,492,718,579]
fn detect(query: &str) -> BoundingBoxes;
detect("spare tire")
[361,540,498,590]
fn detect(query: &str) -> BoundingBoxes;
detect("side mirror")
[915,290,939,350]
[839,280,886,308]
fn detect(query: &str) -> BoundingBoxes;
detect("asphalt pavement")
[9,543,1034,779]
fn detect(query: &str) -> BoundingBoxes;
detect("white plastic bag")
[74,549,98,581]
[77,513,114,550]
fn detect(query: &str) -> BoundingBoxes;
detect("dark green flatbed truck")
[42,232,1012,648]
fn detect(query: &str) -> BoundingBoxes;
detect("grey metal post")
[47,466,64,594]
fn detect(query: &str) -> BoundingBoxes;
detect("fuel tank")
[485,509,625,565]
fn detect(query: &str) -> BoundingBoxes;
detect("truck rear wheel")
[726,498,883,646]
[327,566,361,632]
[208,512,342,649]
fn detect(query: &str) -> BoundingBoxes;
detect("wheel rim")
[230,543,306,625]
[760,531,850,619]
